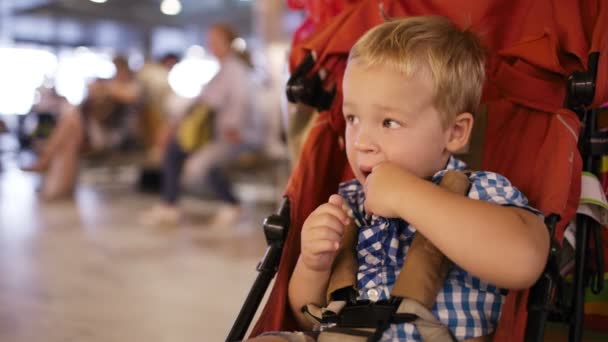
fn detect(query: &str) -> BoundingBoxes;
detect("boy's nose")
[353,131,379,154]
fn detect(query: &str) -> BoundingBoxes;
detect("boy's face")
[342,61,452,184]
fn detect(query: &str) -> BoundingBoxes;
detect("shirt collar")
[431,156,467,183]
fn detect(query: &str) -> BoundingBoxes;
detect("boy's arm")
[365,164,549,290]
[288,195,349,330]
[288,258,331,330]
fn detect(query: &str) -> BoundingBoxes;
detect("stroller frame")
[227,52,604,342]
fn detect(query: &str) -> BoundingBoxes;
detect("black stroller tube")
[571,111,591,342]
[567,53,600,342]
[569,214,592,342]
[569,111,597,342]
[226,247,283,341]
[570,134,601,342]
[590,225,605,295]
[227,198,290,342]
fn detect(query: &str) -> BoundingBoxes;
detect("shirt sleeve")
[219,62,251,130]
[200,58,252,134]
[467,171,543,216]
[199,67,225,109]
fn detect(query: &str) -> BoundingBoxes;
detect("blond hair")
[349,16,485,124]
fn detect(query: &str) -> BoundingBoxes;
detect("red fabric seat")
[251,1,608,340]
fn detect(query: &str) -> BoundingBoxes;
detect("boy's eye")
[382,119,401,128]
[345,114,359,124]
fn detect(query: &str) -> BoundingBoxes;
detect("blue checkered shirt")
[337,156,541,341]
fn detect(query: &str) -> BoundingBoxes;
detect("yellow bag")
[176,103,214,152]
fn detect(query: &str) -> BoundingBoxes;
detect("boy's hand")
[300,195,350,272]
[364,162,416,218]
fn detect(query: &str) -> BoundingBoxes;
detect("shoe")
[208,204,242,229]
[140,204,181,226]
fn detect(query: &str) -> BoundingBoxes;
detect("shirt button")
[367,288,379,301]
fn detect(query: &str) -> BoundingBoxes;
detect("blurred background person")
[21,55,141,200]
[0,2,294,341]
[142,23,265,227]
[136,53,180,164]
[82,56,141,154]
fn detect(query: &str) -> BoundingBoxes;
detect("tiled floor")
[1,152,606,342]
[0,157,278,342]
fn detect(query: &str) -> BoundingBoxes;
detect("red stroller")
[228,0,608,341]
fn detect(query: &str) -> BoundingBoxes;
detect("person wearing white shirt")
[142,24,263,227]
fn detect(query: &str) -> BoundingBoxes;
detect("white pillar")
[252,0,291,158]
[253,0,289,44]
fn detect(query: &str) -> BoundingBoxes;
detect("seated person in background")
[142,23,264,227]
[254,16,548,341]
[82,56,141,153]
[22,55,140,201]
[136,53,180,164]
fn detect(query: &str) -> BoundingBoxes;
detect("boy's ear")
[446,112,474,153]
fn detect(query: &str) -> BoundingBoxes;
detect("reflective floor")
[0,154,276,342]
[1,151,606,342]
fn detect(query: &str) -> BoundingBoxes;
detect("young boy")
[261,16,548,341]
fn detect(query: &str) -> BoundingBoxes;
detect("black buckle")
[322,299,417,328]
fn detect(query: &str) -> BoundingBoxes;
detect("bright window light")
[161,0,182,16]
[0,48,57,115]
[0,47,118,115]
[186,45,206,58]
[168,57,219,98]
[90,0,108,3]
[54,50,115,105]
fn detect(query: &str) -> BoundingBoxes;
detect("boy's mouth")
[360,166,373,179]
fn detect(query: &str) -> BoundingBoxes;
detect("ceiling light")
[161,0,182,16]
[90,0,108,3]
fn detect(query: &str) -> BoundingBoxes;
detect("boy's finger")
[328,194,344,207]
[311,213,346,235]
[308,240,340,255]
[310,226,343,243]
[329,194,354,218]
[316,202,350,225]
